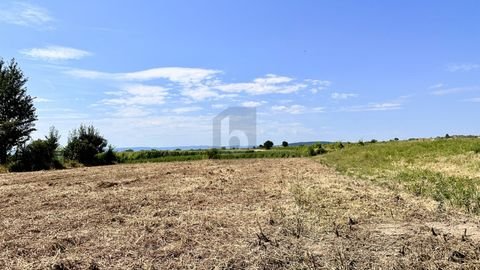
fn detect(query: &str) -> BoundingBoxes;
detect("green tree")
[10,127,61,172]
[263,140,274,150]
[0,58,37,164]
[64,125,107,165]
[282,141,289,147]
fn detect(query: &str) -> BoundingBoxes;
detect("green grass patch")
[115,145,327,164]
[319,137,480,213]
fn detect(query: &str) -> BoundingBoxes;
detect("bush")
[206,148,220,159]
[95,145,117,165]
[64,125,107,165]
[8,127,62,172]
[282,141,289,147]
[473,145,480,154]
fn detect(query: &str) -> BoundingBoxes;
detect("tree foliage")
[282,141,289,147]
[9,127,61,172]
[263,140,274,150]
[64,124,107,165]
[0,58,37,164]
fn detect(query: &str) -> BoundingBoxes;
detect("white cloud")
[212,104,227,109]
[216,74,310,95]
[21,46,91,61]
[67,67,331,103]
[340,102,402,112]
[430,86,477,96]
[111,106,151,118]
[67,67,220,82]
[306,79,332,93]
[34,97,53,103]
[447,63,480,72]
[331,92,358,100]
[169,107,203,114]
[103,84,168,106]
[0,3,53,27]
[241,101,265,107]
[313,107,325,113]
[272,105,306,114]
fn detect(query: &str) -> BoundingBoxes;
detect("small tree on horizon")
[282,141,289,147]
[64,124,107,165]
[0,58,37,164]
[263,140,274,150]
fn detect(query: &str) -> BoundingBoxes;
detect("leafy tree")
[64,124,107,165]
[9,127,61,172]
[0,58,37,164]
[282,141,289,147]
[263,140,274,150]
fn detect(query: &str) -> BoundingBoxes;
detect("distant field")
[319,138,480,213]
[1,159,479,269]
[115,147,313,163]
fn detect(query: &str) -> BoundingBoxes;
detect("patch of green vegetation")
[115,144,328,164]
[319,138,480,213]
[397,170,480,212]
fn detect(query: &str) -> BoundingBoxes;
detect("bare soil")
[0,158,479,269]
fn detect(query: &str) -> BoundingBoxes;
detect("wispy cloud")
[340,102,402,112]
[430,86,477,96]
[103,84,168,106]
[241,101,265,107]
[429,83,445,89]
[447,63,480,72]
[67,67,221,82]
[217,74,318,95]
[169,107,203,114]
[34,97,53,103]
[67,67,330,101]
[331,92,358,100]
[312,107,325,113]
[271,105,306,114]
[463,97,480,103]
[0,2,53,27]
[307,79,332,94]
[21,46,91,61]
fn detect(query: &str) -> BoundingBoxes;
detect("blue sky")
[1,1,479,147]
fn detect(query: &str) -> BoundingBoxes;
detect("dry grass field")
[1,158,479,269]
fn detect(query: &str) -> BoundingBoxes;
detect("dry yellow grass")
[1,158,479,269]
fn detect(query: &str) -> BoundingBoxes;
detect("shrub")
[282,141,289,147]
[95,145,117,165]
[473,145,480,154]
[8,127,62,172]
[64,125,107,165]
[263,140,274,150]
[206,148,220,159]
